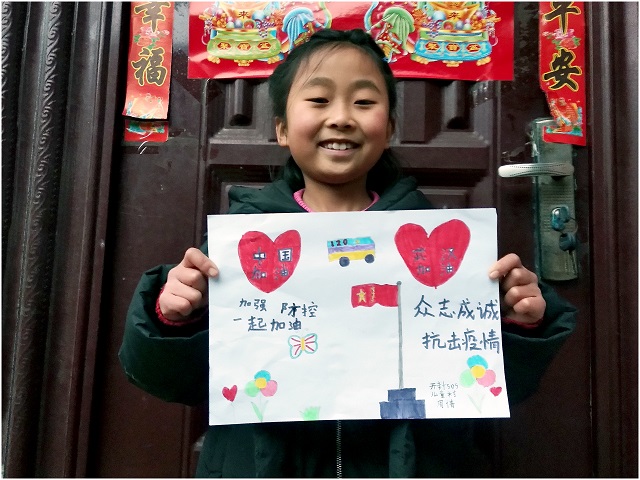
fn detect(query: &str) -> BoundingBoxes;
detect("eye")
[355,99,376,106]
[307,97,328,104]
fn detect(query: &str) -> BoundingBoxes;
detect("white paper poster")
[207,208,510,425]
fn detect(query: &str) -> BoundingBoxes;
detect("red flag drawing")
[351,283,398,308]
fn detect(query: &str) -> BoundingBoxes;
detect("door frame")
[586,3,638,476]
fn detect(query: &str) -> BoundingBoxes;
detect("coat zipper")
[336,420,343,478]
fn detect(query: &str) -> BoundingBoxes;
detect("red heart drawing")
[222,385,237,402]
[238,230,301,293]
[395,220,470,288]
[490,387,502,397]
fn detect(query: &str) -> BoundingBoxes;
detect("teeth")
[324,142,354,150]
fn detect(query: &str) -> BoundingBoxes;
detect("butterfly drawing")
[288,333,318,359]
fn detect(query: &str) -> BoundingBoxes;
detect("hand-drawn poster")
[189,2,514,81]
[207,209,510,425]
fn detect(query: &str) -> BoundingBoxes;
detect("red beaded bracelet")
[502,316,543,329]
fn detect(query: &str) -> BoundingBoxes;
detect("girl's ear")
[275,117,288,147]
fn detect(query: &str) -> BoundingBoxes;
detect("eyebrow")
[302,76,383,94]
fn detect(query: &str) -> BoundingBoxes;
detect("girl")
[120,29,576,477]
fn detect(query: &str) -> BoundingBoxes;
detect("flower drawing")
[245,370,278,421]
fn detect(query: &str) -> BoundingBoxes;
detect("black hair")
[268,28,402,194]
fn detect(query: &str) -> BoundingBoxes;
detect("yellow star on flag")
[357,288,367,303]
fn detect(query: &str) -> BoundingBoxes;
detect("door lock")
[498,118,578,281]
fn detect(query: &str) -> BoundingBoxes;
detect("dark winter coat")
[119,177,577,477]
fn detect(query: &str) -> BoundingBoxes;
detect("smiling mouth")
[319,141,359,151]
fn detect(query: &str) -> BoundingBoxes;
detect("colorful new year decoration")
[207,208,510,425]
[123,118,169,143]
[123,2,174,142]
[539,1,586,146]
[188,2,514,80]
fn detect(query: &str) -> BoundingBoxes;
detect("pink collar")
[293,189,380,212]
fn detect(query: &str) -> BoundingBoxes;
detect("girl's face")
[275,45,394,192]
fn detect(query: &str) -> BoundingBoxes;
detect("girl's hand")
[488,253,546,326]
[158,247,219,322]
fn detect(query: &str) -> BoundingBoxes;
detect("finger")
[159,279,208,319]
[502,283,542,310]
[160,292,196,319]
[170,265,209,293]
[488,253,522,280]
[181,247,218,277]
[509,294,546,320]
[165,281,205,309]
[500,266,538,292]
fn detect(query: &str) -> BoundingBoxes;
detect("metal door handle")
[498,162,574,178]
[499,118,579,281]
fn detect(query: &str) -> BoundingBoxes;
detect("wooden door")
[85,2,636,477]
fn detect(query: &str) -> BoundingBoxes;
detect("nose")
[326,101,354,129]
